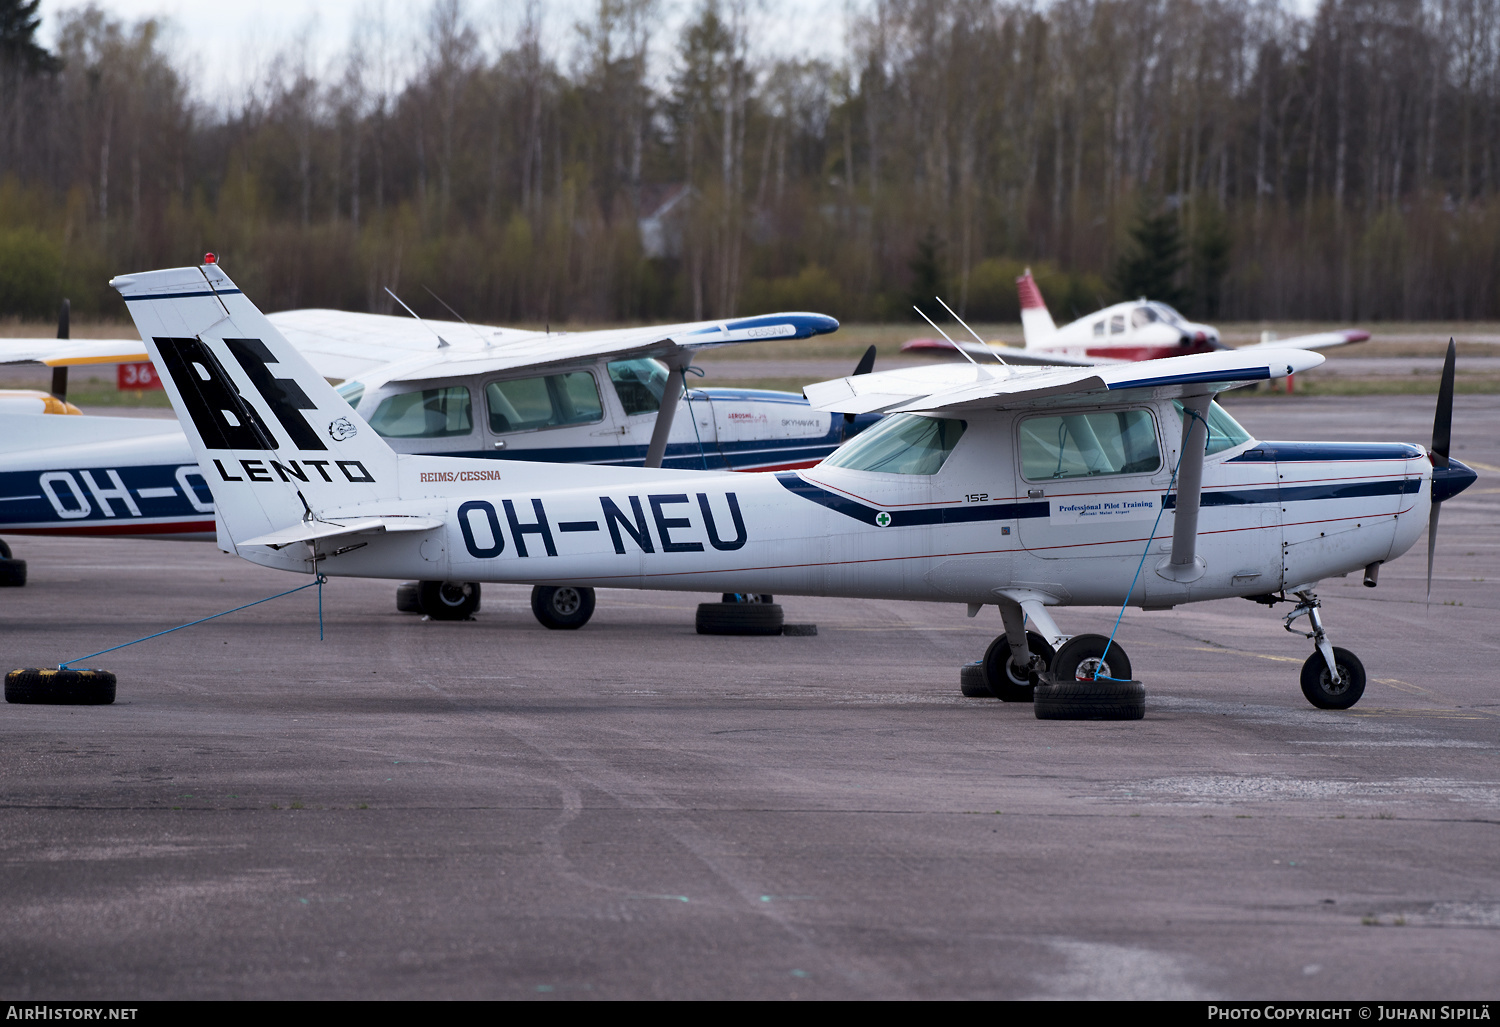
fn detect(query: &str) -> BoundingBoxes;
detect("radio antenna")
[423,285,491,347]
[913,304,990,374]
[385,287,449,349]
[936,296,1007,366]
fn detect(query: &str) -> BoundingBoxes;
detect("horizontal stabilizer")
[900,338,1107,367]
[242,514,444,548]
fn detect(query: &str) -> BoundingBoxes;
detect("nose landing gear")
[1286,591,1367,709]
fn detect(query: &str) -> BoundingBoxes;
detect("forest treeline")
[2,0,1499,324]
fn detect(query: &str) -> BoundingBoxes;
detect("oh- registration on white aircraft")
[114,263,1476,717]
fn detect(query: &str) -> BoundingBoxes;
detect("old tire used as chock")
[981,630,1058,703]
[1300,647,1367,710]
[419,580,481,620]
[1033,677,1145,720]
[696,599,784,636]
[531,585,596,630]
[960,661,992,697]
[396,581,422,613]
[0,538,24,587]
[6,668,116,705]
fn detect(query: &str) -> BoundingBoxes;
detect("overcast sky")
[36,0,853,108]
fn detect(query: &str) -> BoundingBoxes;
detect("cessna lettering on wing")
[457,492,748,559]
[153,337,380,480]
[421,470,504,483]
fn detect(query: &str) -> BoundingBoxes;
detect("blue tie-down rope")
[1094,406,1211,682]
[57,574,327,670]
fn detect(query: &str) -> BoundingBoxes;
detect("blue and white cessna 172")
[1,280,866,619]
[112,262,1476,715]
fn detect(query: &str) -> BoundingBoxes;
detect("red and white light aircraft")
[903,269,1370,366]
[103,261,1475,717]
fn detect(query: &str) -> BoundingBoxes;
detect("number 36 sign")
[117,362,164,391]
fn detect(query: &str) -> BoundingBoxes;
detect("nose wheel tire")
[1300,647,1366,709]
[696,600,784,635]
[0,539,24,587]
[981,631,1058,702]
[419,580,481,620]
[531,585,596,630]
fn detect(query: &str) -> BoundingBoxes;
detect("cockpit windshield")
[335,380,365,410]
[822,413,967,475]
[1149,302,1185,325]
[608,358,670,415]
[1172,399,1252,455]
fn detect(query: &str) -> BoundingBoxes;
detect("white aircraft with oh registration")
[113,261,1477,717]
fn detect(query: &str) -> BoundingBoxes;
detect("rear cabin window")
[1020,409,1161,480]
[366,386,472,438]
[486,371,603,434]
[822,414,967,475]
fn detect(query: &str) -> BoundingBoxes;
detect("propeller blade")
[1426,502,1440,599]
[56,298,70,340]
[51,298,71,401]
[1431,338,1455,468]
[845,345,877,423]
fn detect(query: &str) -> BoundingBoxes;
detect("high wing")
[267,308,839,384]
[0,337,147,366]
[1232,329,1370,353]
[805,347,1326,415]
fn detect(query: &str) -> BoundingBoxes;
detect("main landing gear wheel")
[419,580,481,620]
[396,581,422,613]
[1034,634,1144,720]
[6,668,116,705]
[531,585,596,630]
[697,594,784,635]
[1300,648,1366,710]
[980,630,1058,702]
[0,538,24,588]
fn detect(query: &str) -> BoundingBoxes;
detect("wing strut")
[643,358,688,469]
[1157,392,1211,582]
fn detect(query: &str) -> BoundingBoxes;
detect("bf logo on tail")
[154,337,327,452]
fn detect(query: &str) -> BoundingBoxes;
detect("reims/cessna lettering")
[115,262,1476,716]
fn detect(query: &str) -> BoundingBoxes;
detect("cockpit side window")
[1131,307,1159,328]
[1110,314,1125,335]
[1093,320,1105,337]
[822,413,967,475]
[607,358,670,416]
[366,386,473,438]
[486,371,603,434]
[1019,409,1161,480]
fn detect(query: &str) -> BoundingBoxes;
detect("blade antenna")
[913,305,990,374]
[423,285,492,348]
[384,287,449,349]
[935,296,1007,366]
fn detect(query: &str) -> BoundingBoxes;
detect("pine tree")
[1112,203,1186,308]
[0,0,59,73]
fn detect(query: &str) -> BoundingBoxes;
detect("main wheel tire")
[1034,677,1145,720]
[396,581,422,613]
[531,585,596,630]
[696,602,784,635]
[959,661,992,697]
[6,668,116,705]
[0,557,24,587]
[981,631,1059,702]
[1050,633,1133,684]
[418,580,481,620]
[1300,647,1367,709]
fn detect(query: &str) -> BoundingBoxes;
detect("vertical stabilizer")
[1016,269,1057,348]
[111,263,401,554]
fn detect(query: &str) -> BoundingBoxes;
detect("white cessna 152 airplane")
[1,275,869,622]
[903,269,1370,366]
[111,261,1475,717]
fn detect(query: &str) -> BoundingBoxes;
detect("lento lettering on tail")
[458,492,749,560]
[208,457,375,484]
